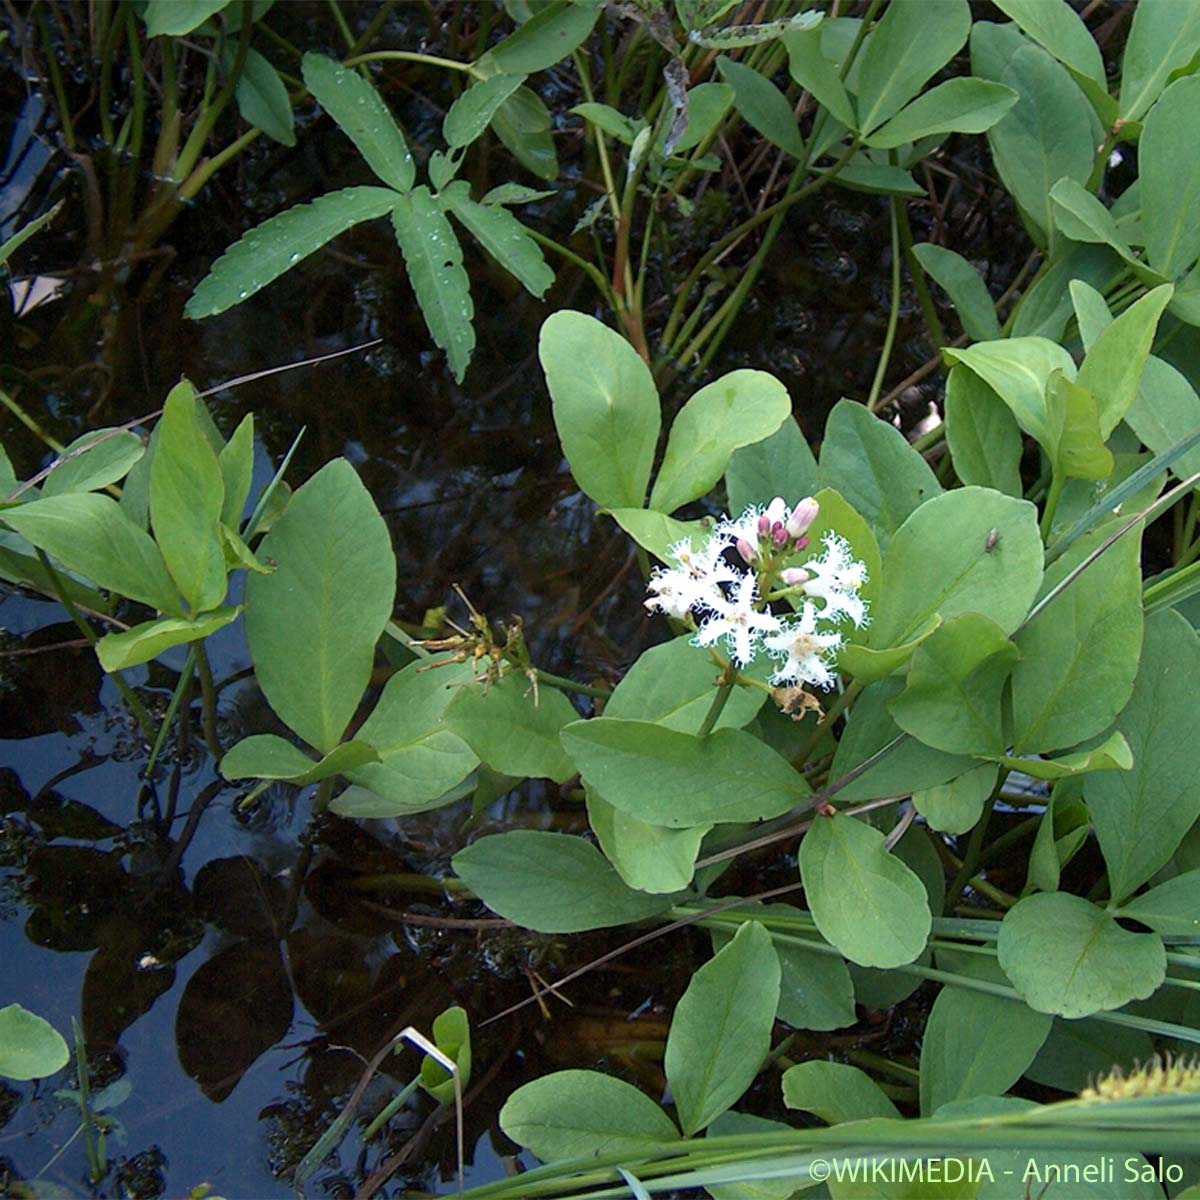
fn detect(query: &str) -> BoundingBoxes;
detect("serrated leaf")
[186,186,398,319]
[392,187,475,382]
[301,54,413,191]
[440,183,553,296]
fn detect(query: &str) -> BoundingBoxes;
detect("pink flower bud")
[757,514,771,536]
[771,522,789,547]
[736,538,757,564]
[781,567,809,586]
[795,535,810,552]
[785,497,820,539]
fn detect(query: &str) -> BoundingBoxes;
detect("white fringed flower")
[765,602,844,688]
[694,572,783,666]
[800,532,869,627]
[644,535,736,618]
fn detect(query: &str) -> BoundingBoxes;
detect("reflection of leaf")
[176,940,293,1102]
[83,917,182,1053]
[27,792,121,841]
[24,846,128,951]
[193,857,288,941]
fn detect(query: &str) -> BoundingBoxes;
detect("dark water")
[0,7,1031,1195]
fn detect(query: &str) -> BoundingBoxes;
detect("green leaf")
[781,1060,900,1124]
[587,789,709,894]
[1118,0,1200,122]
[1049,178,1141,269]
[220,734,379,785]
[1140,77,1200,279]
[837,613,940,684]
[711,904,856,1032]
[1086,609,1200,901]
[942,337,1076,450]
[452,830,678,932]
[970,23,1095,244]
[0,1004,70,1080]
[911,245,1001,343]
[440,183,553,296]
[499,1069,679,1162]
[444,74,526,148]
[1026,1018,1153,1093]
[41,429,145,497]
[866,78,1017,149]
[650,370,790,514]
[96,608,240,672]
[665,921,781,1135]
[997,892,1166,1018]
[990,0,1105,89]
[990,730,1132,781]
[144,0,230,36]
[561,718,808,828]
[445,673,576,782]
[1069,279,1115,353]
[186,186,398,319]
[919,984,1051,1116]
[0,200,63,270]
[830,156,925,197]
[1,492,181,615]
[476,0,602,75]
[301,54,413,191]
[419,1005,472,1105]
[868,487,1043,650]
[943,366,1023,496]
[216,415,254,531]
[330,656,479,815]
[724,417,818,519]
[817,400,941,547]
[888,614,1018,756]
[1118,870,1200,938]
[244,459,395,753]
[854,0,970,134]
[391,187,474,383]
[603,635,766,734]
[715,57,803,159]
[1077,285,1173,439]
[1042,370,1113,483]
[606,509,707,564]
[571,101,644,144]
[1011,242,1124,341]
[150,380,227,613]
[491,87,558,180]
[1126,356,1200,484]
[783,27,856,129]
[829,677,974,803]
[800,813,931,968]
[913,763,998,835]
[1026,778,1089,893]
[540,311,661,510]
[1011,523,1144,755]
[0,529,111,613]
[480,183,556,205]
[674,83,735,153]
[226,45,295,147]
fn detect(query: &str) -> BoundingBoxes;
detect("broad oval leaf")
[782,1060,899,1124]
[228,46,295,147]
[868,487,1043,649]
[1119,0,1200,123]
[561,718,808,828]
[997,892,1166,1018]
[301,54,413,191]
[911,245,1002,343]
[150,381,227,613]
[943,365,1023,496]
[913,763,998,835]
[607,509,708,564]
[96,608,240,672]
[724,417,818,519]
[477,0,602,75]
[186,186,398,319]
[991,0,1105,88]
[587,789,710,894]
[500,1070,679,1162]
[219,734,378,785]
[715,57,804,158]
[244,459,395,753]
[650,369,790,514]
[664,920,781,1135]
[1011,522,1143,755]
[1,492,182,615]
[540,311,660,511]
[452,830,678,932]
[0,1004,69,1080]
[799,812,931,968]
[392,187,475,382]
[1118,870,1200,938]
[1140,77,1200,280]
[41,429,145,498]
[144,0,229,36]
[866,78,1018,150]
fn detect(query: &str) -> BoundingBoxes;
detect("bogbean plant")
[9,0,1200,1193]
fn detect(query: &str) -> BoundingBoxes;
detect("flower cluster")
[644,497,869,690]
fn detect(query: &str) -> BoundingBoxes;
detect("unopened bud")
[736,538,757,564]
[795,535,810,552]
[771,522,789,547]
[786,497,820,539]
[781,567,809,586]
[757,514,771,536]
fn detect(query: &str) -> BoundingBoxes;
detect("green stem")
[144,648,197,782]
[71,1018,103,1184]
[533,668,611,700]
[895,190,946,350]
[342,50,484,79]
[867,196,903,411]
[794,679,861,769]
[697,673,735,738]
[1040,472,1065,542]
[177,126,261,203]
[126,9,146,162]
[944,789,999,911]
[527,229,615,305]
[38,6,76,151]
[194,642,224,761]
